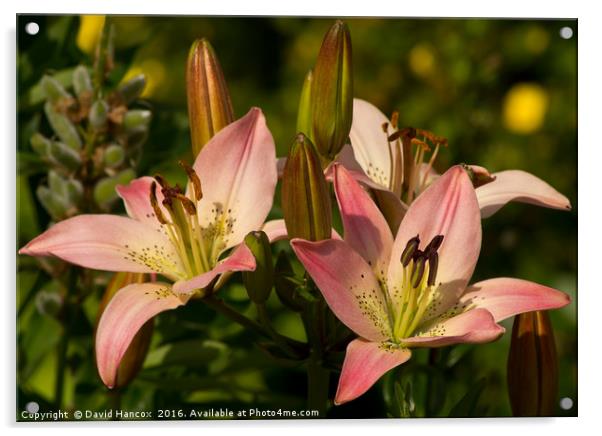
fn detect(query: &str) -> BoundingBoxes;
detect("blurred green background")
[17,15,576,419]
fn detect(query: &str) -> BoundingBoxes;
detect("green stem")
[256,303,300,357]
[301,280,329,417]
[307,356,329,417]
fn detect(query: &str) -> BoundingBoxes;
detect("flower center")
[391,233,444,341]
[149,161,212,279]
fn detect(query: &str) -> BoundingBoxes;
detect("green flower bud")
[72,65,93,97]
[186,38,235,156]
[296,69,314,140]
[242,231,274,304]
[281,133,332,241]
[44,101,82,150]
[30,133,51,157]
[89,99,109,130]
[507,310,559,416]
[41,75,71,103]
[36,185,67,220]
[123,109,152,132]
[48,141,82,172]
[311,20,353,161]
[97,272,153,388]
[94,169,136,209]
[65,178,84,206]
[103,144,125,168]
[48,170,68,198]
[117,74,146,105]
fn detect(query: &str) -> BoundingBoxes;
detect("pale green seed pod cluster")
[30,63,150,220]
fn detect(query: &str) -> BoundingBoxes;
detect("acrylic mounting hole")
[25,401,40,413]
[559,26,573,39]
[559,397,574,410]
[25,22,40,35]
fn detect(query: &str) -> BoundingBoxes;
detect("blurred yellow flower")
[409,43,435,77]
[524,26,550,55]
[121,59,166,98]
[77,15,105,54]
[503,83,548,134]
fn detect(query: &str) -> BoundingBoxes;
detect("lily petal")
[172,242,256,294]
[389,165,482,320]
[333,164,394,277]
[335,338,411,405]
[96,282,188,388]
[476,170,571,218]
[291,238,391,342]
[404,308,504,348]
[116,176,168,229]
[19,215,183,278]
[459,278,571,322]
[349,98,392,189]
[194,107,277,254]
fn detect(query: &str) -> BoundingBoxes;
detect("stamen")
[154,174,169,189]
[176,193,197,215]
[401,235,420,266]
[427,252,438,286]
[424,234,444,255]
[149,182,168,224]
[411,254,426,288]
[178,160,203,201]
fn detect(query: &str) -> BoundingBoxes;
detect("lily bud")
[72,65,93,97]
[281,133,332,241]
[311,20,353,161]
[97,272,153,388]
[296,69,314,139]
[186,38,235,156]
[117,74,146,104]
[89,99,109,130]
[44,102,82,150]
[242,231,274,304]
[507,310,559,416]
[41,75,71,103]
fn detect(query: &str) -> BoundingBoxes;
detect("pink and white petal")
[403,308,505,348]
[172,243,256,294]
[19,215,183,278]
[476,170,571,218]
[291,238,391,342]
[333,164,394,277]
[116,176,169,229]
[389,165,481,321]
[335,338,412,405]
[96,282,188,388]
[349,99,393,188]
[459,277,571,322]
[194,108,277,251]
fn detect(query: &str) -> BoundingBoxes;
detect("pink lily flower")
[291,163,570,405]
[340,98,571,221]
[19,108,284,388]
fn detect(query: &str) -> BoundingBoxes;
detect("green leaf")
[143,339,229,371]
[448,377,487,417]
